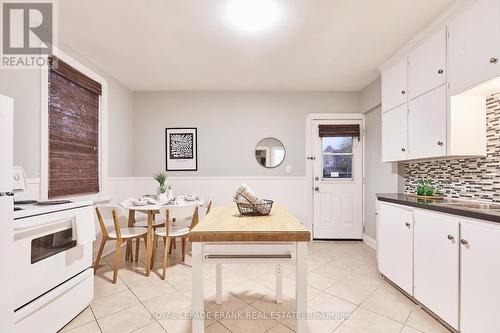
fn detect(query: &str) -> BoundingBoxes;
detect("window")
[322,137,354,179]
[48,56,101,198]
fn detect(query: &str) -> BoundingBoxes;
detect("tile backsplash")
[404,93,500,202]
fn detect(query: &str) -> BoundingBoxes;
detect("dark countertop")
[377,193,500,224]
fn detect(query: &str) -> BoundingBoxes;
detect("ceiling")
[59,0,456,91]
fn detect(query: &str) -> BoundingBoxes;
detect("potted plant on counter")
[154,172,168,201]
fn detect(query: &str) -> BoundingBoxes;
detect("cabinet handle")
[460,239,469,245]
[437,141,443,146]
[401,148,406,152]
[447,235,455,241]
[405,222,411,228]
[401,90,406,95]
[490,57,498,64]
[437,69,444,74]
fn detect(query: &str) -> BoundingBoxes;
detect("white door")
[312,120,363,239]
[448,0,500,95]
[408,28,447,100]
[408,84,447,159]
[377,203,414,295]
[381,104,408,162]
[413,210,459,329]
[460,221,500,333]
[382,58,408,112]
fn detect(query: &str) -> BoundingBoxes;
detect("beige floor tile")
[205,322,231,333]
[91,289,140,319]
[220,305,277,333]
[60,307,95,332]
[143,289,191,314]
[400,326,425,333]
[229,279,272,303]
[343,307,403,333]
[129,278,180,302]
[205,291,248,314]
[333,322,362,333]
[60,321,101,333]
[308,292,357,315]
[324,273,382,305]
[266,322,294,332]
[405,308,451,333]
[260,276,323,301]
[97,304,154,333]
[360,282,417,323]
[94,276,129,300]
[131,321,166,333]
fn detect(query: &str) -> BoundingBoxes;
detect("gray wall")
[133,91,360,177]
[0,46,135,178]
[362,78,399,240]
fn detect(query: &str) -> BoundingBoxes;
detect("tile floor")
[59,241,451,333]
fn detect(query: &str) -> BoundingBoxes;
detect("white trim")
[363,233,377,250]
[39,48,108,200]
[107,176,307,182]
[305,113,366,238]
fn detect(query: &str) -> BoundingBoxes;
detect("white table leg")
[296,242,307,333]
[276,264,283,304]
[192,242,204,333]
[216,264,222,305]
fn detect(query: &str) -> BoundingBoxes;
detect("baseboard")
[362,233,377,250]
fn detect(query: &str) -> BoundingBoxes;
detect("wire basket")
[236,200,274,216]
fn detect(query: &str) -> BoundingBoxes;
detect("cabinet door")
[448,0,500,94]
[408,84,447,160]
[382,58,408,112]
[408,28,447,100]
[382,104,408,162]
[414,210,459,329]
[378,203,413,295]
[461,222,500,333]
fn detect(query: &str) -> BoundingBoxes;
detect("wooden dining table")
[189,205,311,333]
[120,197,203,276]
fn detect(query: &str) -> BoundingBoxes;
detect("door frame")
[305,113,365,238]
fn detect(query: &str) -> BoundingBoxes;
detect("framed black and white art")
[165,128,198,171]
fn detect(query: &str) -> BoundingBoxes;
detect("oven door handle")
[14,217,75,232]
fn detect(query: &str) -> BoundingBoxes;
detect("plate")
[132,200,148,206]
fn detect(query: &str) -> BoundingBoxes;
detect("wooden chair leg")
[169,237,174,254]
[126,239,132,262]
[162,237,170,280]
[93,235,107,273]
[173,238,177,249]
[113,239,122,284]
[181,237,186,262]
[135,237,140,262]
[151,234,158,270]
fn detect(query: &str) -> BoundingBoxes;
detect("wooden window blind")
[318,124,360,137]
[48,55,101,198]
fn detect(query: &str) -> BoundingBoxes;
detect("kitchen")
[1,0,500,333]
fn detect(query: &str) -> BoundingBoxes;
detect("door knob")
[460,239,469,245]
[490,57,498,64]
[447,235,455,241]
[314,187,319,192]
[437,141,443,146]
[438,69,444,74]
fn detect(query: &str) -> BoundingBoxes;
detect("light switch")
[286,165,292,173]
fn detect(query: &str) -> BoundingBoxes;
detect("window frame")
[321,136,356,182]
[40,48,108,201]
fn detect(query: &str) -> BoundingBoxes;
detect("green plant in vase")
[417,179,426,196]
[424,179,435,196]
[154,172,167,195]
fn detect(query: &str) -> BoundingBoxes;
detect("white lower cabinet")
[413,210,459,330]
[378,203,413,295]
[460,222,500,333]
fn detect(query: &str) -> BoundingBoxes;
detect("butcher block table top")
[189,206,311,242]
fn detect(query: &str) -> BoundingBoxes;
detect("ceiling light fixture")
[222,0,285,35]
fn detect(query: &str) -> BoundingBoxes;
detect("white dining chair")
[94,204,148,283]
[151,204,200,279]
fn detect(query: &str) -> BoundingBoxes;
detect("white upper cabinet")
[448,0,500,95]
[382,103,408,162]
[460,221,500,333]
[413,210,459,330]
[408,84,447,159]
[381,58,408,112]
[408,29,447,100]
[377,203,414,295]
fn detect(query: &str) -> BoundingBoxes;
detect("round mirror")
[255,137,285,168]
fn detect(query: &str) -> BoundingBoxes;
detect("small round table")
[120,197,204,276]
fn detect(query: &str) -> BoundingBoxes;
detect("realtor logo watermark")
[1,0,55,68]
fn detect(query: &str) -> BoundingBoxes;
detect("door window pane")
[322,137,353,153]
[323,155,353,179]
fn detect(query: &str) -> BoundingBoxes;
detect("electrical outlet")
[286,165,292,173]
